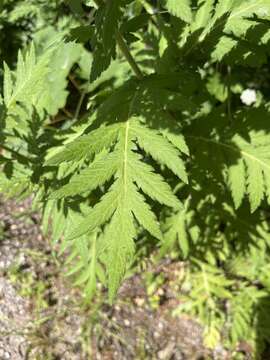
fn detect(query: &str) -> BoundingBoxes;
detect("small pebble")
[135,297,145,306]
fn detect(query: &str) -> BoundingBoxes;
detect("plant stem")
[93,0,144,79]
[75,90,87,119]
[115,31,143,79]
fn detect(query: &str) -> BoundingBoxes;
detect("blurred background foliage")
[0,1,270,359]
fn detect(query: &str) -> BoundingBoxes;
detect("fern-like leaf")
[187,109,270,212]
[165,0,193,23]
[49,117,185,298]
[3,44,52,111]
[90,0,123,82]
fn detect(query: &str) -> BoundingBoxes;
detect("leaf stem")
[115,32,143,79]
[74,89,87,120]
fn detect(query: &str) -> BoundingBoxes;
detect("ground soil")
[0,197,242,360]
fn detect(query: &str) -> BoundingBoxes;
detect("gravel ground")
[0,278,30,360]
[0,197,230,360]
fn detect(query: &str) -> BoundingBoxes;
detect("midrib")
[123,120,130,196]
[187,135,270,171]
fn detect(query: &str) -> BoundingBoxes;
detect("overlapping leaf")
[187,108,270,212]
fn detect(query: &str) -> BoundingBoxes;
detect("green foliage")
[1,0,270,356]
[165,0,193,23]
[188,108,270,212]
[48,117,185,300]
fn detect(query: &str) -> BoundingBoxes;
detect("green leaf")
[129,183,163,240]
[52,116,185,297]
[50,151,120,199]
[103,0,122,50]
[131,122,188,183]
[130,154,181,209]
[3,62,12,105]
[4,43,53,110]
[67,181,120,240]
[246,158,264,213]
[228,158,246,209]
[104,204,136,302]
[46,124,120,165]
[69,25,94,43]
[192,0,215,31]
[90,0,122,82]
[165,0,193,23]
[188,109,270,212]
[66,0,84,16]
[41,42,82,116]
[163,210,190,258]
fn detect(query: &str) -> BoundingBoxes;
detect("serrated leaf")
[46,124,120,165]
[192,0,215,31]
[104,204,136,302]
[165,0,193,23]
[90,0,122,82]
[228,158,246,209]
[3,62,12,105]
[130,154,181,209]
[50,152,120,199]
[51,115,185,298]
[132,122,188,183]
[130,184,163,240]
[163,210,190,258]
[103,0,122,50]
[246,158,264,212]
[163,132,190,156]
[4,43,53,110]
[67,181,120,240]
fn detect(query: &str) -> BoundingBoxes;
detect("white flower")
[240,89,257,106]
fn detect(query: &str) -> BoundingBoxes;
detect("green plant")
[1,0,270,356]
